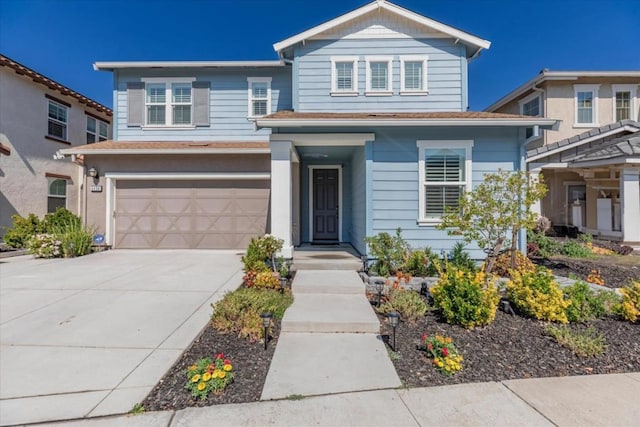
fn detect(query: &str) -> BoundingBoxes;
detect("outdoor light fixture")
[260,312,273,350]
[501,299,516,316]
[279,276,288,291]
[87,167,98,178]
[420,281,430,299]
[375,280,385,307]
[387,311,400,352]
[361,255,369,273]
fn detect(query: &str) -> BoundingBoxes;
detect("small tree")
[436,170,547,274]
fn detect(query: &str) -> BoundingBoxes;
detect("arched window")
[48,178,67,213]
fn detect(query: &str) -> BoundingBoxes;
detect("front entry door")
[313,169,339,241]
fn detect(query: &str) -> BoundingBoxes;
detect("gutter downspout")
[518,138,529,254]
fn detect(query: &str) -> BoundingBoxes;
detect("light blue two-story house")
[60,0,557,258]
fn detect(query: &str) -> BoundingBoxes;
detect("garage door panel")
[115,180,269,249]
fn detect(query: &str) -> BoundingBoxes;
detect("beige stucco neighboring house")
[0,54,112,237]
[486,70,640,243]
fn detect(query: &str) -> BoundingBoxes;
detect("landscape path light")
[260,312,273,350]
[375,280,385,307]
[388,311,400,352]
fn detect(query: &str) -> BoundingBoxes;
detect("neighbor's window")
[48,100,68,140]
[247,77,272,117]
[612,85,636,122]
[331,57,358,95]
[47,178,67,213]
[519,94,541,139]
[143,78,195,126]
[366,57,392,94]
[86,116,109,144]
[417,140,473,222]
[400,56,428,94]
[574,84,600,126]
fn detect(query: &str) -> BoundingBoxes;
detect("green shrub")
[617,280,640,323]
[527,231,561,258]
[3,213,45,248]
[545,325,606,357]
[404,248,439,277]
[377,289,428,323]
[211,288,292,341]
[492,250,535,278]
[241,234,283,271]
[26,234,62,258]
[43,207,81,231]
[448,242,476,271]
[430,265,500,329]
[577,233,593,245]
[507,268,570,323]
[365,228,410,277]
[563,281,618,322]
[51,219,95,257]
[560,241,592,258]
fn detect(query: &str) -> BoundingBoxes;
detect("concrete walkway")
[35,373,640,426]
[260,270,401,400]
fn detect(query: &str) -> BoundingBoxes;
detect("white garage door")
[115,180,269,249]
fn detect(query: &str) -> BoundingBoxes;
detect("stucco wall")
[0,68,111,236]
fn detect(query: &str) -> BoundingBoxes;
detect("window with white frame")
[400,56,428,94]
[574,84,600,126]
[519,93,541,139]
[330,56,358,95]
[48,100,68,140]
[247,77,271,117]
[47,178,67,213]
[86,116,109,144]
[143,78,195,126]
[417,140,473,223]
[365,57,392,94]
[612,84,637,122]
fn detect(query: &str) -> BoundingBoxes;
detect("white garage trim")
[104,172,271,246]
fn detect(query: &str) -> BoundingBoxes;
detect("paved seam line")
[500,381,558,426]
[167,410,177,427]
[394,389,424,426]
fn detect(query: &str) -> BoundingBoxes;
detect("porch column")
[529,169,542,217]
[270,140,294,257]
[620,168,640,243]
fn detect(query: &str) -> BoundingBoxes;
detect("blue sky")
[1,0,639,110]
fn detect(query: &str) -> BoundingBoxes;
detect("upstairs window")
[612,85,636,122]
[86,116,108,144]
[48,100,68,140]
[247,77,272,117]
[574,84,600,127]
[417,140,473,223]
[142,78,195,126]
[519,93,541,140]
[47,178,67,213]
[365,57,392,95]
[330,57,358,96]
[400,56,428,94]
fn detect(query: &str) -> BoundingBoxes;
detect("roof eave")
[59,148,271,156]
[256,118,558,128]
[93,61,285,71]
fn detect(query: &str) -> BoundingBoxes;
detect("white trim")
[47,99,68,141]
[365,56,393,95]
[105,177,115,246]
[257,117,559,128]
[141,77,196,84]
[416,140,473,225]
[573,84,600,127]
[247,77,272,118]
[95,61,284,70]
[399,55,428,95]
[612,84,638,122]
[272,0,490,53]
[60,148,271,155]
[330,56,359,96]
[518,91,542,115]
[569,158,640,168]
[104,172,270,180]
[308,165,343,242]
[526,124,640,162]
[529,162,569,172]
[270,133,373,146]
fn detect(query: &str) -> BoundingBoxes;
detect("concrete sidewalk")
[35,373,640,426]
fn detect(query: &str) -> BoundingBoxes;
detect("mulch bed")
[142,321,280,411]
[531,256,639,288]
[378,309,640,388]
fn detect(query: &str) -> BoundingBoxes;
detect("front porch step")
[291,259,362,271]
[281,294,380,333]
[292,270,364,295]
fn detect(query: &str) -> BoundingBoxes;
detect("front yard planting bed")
[379,310,640,388]
[532,255,640,288]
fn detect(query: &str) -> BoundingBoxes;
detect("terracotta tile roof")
[0,142,10,156]
[59,140,270,155]
[262,111,537,120]
[0,54,112,116]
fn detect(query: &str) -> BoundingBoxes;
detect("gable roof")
[485,69,640,112]
[0,54,112,116]
[273,0,490,59]
[572,133,640,164]
[527,119,640,162]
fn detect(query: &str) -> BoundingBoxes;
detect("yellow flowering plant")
[423,334,463,376]
[507,267,570,323]
[185,353,234,400]
[618,280,640,323]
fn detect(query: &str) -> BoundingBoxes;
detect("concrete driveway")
[0,250,244,426]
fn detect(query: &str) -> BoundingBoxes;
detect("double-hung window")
[612,84,637,122]
[330,56,358,96]
[86,116,109,143]
[365,57,392,95]
[47,178,67,213]
[417,140,473,223]
[519,93,542,140]
[574,84,600,127]
[400,56,428,94]
[142,78,195,126]
[48,100,68,140]
[247,77,272,117]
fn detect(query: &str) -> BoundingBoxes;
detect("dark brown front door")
[313,169,339,241]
